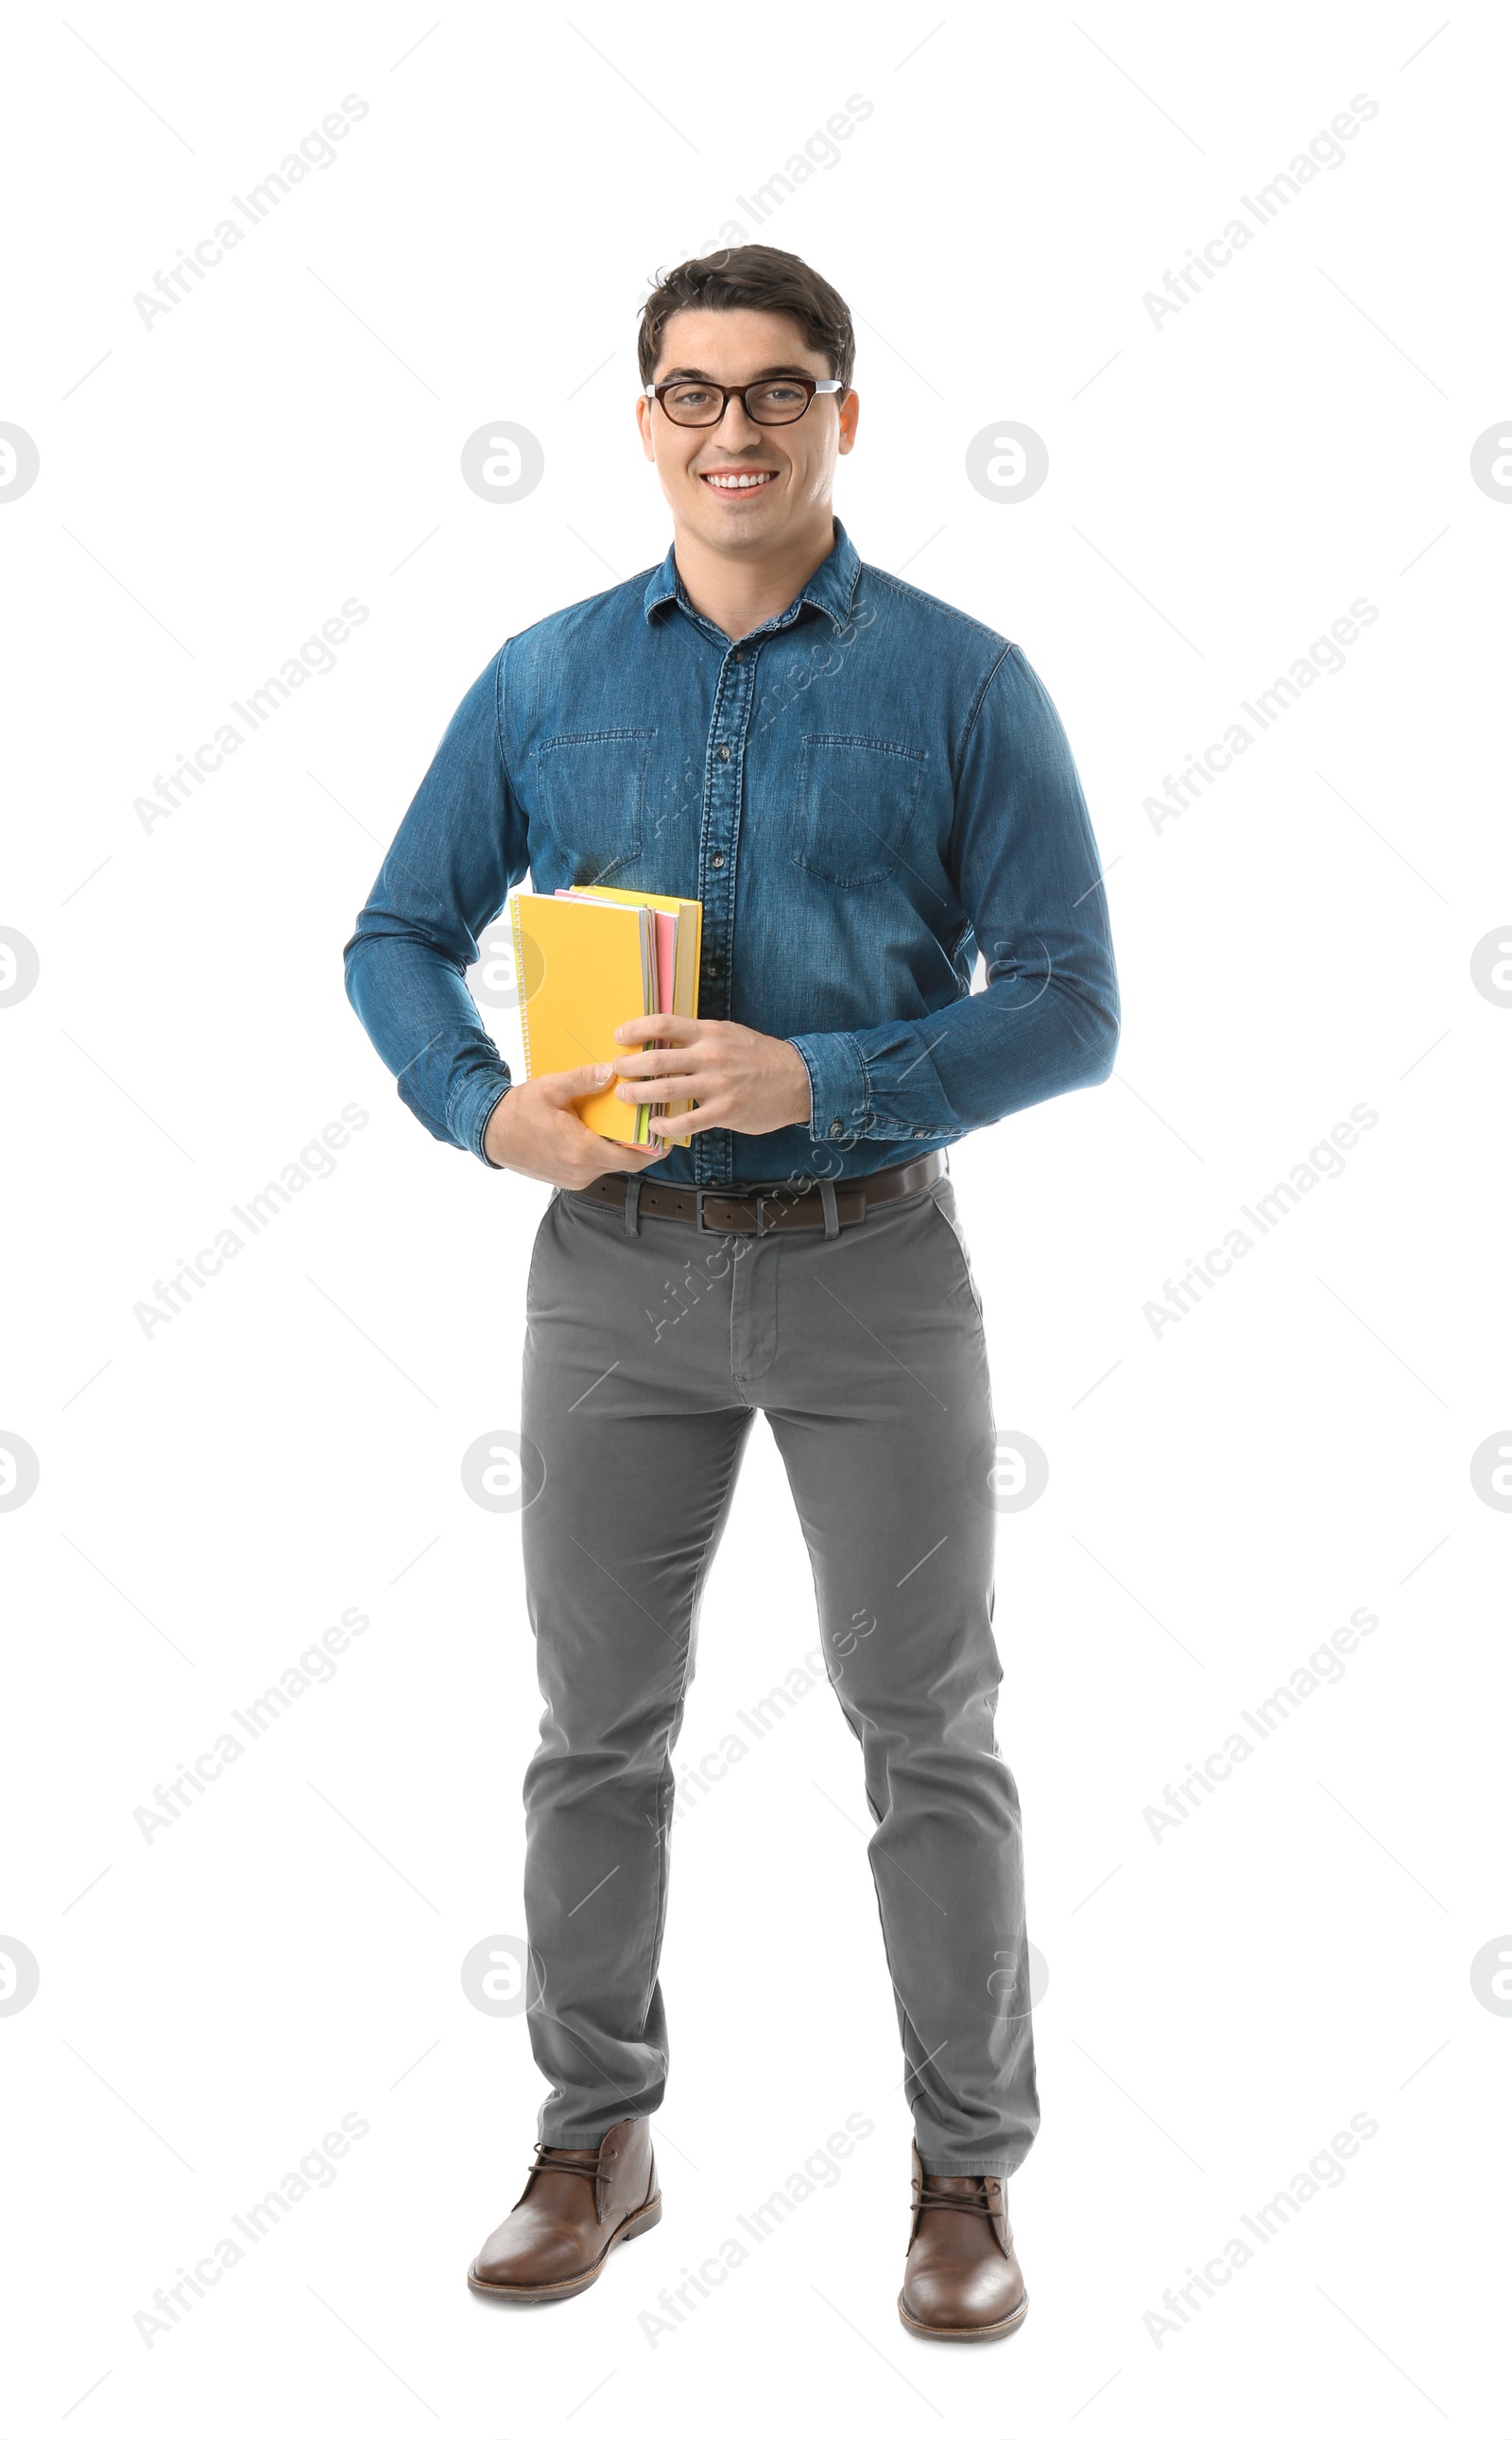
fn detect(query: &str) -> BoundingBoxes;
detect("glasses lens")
[662,384,722,425]
[746,380,810,424]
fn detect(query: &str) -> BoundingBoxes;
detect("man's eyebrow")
[656,364,818,382]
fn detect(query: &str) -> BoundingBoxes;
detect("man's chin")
[682,495,784,545]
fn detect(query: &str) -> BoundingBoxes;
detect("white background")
[3,2,1508,2431]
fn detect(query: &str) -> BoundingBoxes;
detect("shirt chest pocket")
[532,728,653,884]
[791,733,929,887]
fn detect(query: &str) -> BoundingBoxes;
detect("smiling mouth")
[698,469,778,492]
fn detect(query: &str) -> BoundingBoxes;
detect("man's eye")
[671,387,713,405]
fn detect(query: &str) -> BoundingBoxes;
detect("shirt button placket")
[699,650,754,1185]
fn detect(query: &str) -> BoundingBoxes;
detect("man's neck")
[669,508,838,641]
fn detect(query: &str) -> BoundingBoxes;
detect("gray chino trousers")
[518,1165,1040,2177]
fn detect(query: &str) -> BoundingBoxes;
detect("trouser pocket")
[923,1177,986,1317]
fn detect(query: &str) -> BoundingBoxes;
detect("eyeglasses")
[644,376,845,428]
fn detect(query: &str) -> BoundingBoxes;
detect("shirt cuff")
[786,1031,868,1147]
[451,1072,511,1166]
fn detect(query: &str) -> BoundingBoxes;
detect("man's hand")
[483,1065,668,1187]
[611,1016,813,1139]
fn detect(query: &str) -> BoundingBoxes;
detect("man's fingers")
[534,1061,696,1159]
[611,1047,691,1078]
[541,1061,617,1103]
[616,1073,700,1103]
[614,1014,702,1047]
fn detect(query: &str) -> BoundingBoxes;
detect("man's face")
[636,307,858,550]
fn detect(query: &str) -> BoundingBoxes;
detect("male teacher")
[344,244,1119,2342]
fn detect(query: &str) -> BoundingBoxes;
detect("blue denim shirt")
[343,517,1119,1185]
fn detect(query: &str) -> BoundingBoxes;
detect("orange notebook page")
[561,885,702,1146]
[508,891,650,1144]
[560,895,678,1142]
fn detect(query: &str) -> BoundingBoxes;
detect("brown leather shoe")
[898,2142,1028,2342]
[467,2116,661,2302]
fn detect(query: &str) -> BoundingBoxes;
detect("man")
[344,244,1118,2341]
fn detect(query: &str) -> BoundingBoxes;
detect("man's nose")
[714,393,763,438]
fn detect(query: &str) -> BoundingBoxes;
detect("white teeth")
[704,472,772,489]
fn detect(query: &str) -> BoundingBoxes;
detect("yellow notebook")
[508,891,653,1144]
[563,885,702,1146]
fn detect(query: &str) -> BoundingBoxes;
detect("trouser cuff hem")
[539,2116,645,2148]
[917,2155,1013,2177]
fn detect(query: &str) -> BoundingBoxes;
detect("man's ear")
[635,396,657,462]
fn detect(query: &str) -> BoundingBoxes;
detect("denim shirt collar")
[642,515,862,635]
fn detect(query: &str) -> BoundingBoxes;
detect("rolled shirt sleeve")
[343,647,529,1163]
[786,644,1120,1146]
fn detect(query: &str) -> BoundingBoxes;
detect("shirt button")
[717,745,731,761]
[711,851,726,868]
[730,649,744,662]
[829,1120,844,1138]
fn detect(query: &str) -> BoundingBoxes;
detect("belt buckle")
[695,1187,770,1236]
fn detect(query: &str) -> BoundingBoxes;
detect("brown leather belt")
[571,1149,945,1236]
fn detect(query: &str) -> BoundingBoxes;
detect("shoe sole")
[467,2193,662,2302]
[897,2290,1029,2343]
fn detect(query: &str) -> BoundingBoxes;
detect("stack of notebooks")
[507,885,703,1146]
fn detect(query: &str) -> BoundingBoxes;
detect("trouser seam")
[634,1418,750,2040]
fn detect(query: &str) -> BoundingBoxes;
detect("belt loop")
[819,1179,839,1241]
[624,1176,642,1238]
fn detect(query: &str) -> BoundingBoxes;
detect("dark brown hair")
[637,245,855,391]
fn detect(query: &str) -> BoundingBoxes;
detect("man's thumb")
[551,1061,614,1098]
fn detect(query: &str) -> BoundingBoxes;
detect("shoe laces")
[527,2142,603,2184]
[913,2176,1000,2220]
